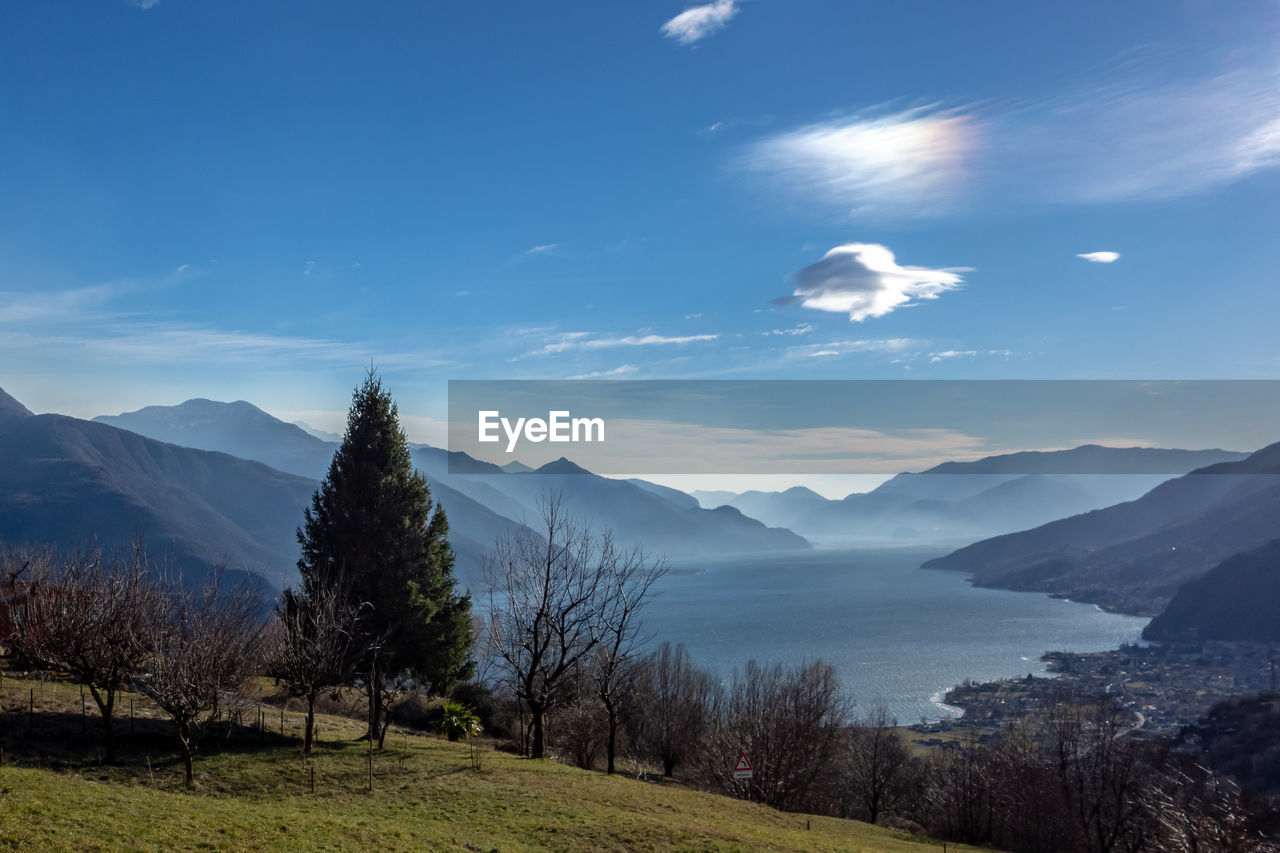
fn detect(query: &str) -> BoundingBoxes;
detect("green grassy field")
[0,677,983,852]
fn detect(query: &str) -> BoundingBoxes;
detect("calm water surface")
[643,546,1149,724]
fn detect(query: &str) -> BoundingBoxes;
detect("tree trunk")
[366,664,381,746]
[178,720,195,787]
[88,686,117,764]
[304,692,316,756]
[663,756,675,777]
[529,700,547,759]
[603,695,618,774]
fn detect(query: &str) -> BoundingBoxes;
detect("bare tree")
[132,573,264,787]
[839,704,913,824]
[701,659,848,812]
[591,544,665,774]
[632,642,716,778]
[272,578,363,756]
[1047,692,1147,853]
[484,494,615,760]
[8,542,161,764]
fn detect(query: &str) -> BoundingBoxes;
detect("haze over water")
[645,547,1149,725]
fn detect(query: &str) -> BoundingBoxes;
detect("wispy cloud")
[1077,251,1121,264]
[127,0,160,8]
[0,264,196,325]
[737,107,978,217]
[529,332,719,356]
[0,323,448,369]
[788,338,917,359]
[776,243,967,322]
[929,349,1012,363]
[661,0,740,46]
[524,244,558,255]
[568,364,639,379]
[738,49,1280,217]
[763,323,814,336]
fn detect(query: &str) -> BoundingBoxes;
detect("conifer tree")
[297,370,472,746]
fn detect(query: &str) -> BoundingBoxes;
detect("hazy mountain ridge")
[923,441,1280,615]
[88,397,811,561]
[696,446,1247,544]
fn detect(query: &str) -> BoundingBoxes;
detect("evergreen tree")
[297,370,472,746]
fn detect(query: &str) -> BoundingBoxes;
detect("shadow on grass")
[0,707,313,776]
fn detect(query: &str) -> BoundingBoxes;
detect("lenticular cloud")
[776,243,967,322]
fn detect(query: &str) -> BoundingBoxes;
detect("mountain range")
[694,446,1246,545]
[90,396,809,574]
[10,385,1280,641]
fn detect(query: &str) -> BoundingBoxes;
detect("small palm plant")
[436,700,484,769]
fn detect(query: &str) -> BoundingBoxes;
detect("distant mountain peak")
[0,387,34,418]
[534,457,592,475]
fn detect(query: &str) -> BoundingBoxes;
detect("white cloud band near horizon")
[1078,251,1121,263]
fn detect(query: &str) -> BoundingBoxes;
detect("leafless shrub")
[131,572,265,787]
[272,578,363,756]
[699,658,849,812]
[7,541,161,764]
[836,704,914,824]
[629,642,716,778]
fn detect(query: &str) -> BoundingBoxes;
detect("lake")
[643,546,1150,725]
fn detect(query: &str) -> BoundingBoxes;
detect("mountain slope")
[1143,539,1280,642]
[923,441,1280,614]
[96,399,336,480]
[1,400,316,589]
[0,387,33,418]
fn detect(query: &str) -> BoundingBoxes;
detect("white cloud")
[763,323,814,336]
[568,365,639,379]
[1077,251,1120,263]
[929,349,1011,363]
[788,338,918,359]
[685,312,704,319]
[525,244,558,255]
[128,0,160,8]
[738,107,978,217]
[531,332,719,356]
[777,243,967,322]
[661,0,739,46]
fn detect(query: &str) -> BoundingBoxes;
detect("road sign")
[732,752,752,780]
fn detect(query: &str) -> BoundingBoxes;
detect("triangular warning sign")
[733,752,752,772]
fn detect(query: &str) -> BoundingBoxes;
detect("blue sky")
[3,0,1280,449]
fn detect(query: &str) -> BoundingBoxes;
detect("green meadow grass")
[0,677,983,852]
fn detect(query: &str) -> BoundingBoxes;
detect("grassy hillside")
[0,678,981,852]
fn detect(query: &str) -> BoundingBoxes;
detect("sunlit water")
[643,546,1149,725]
